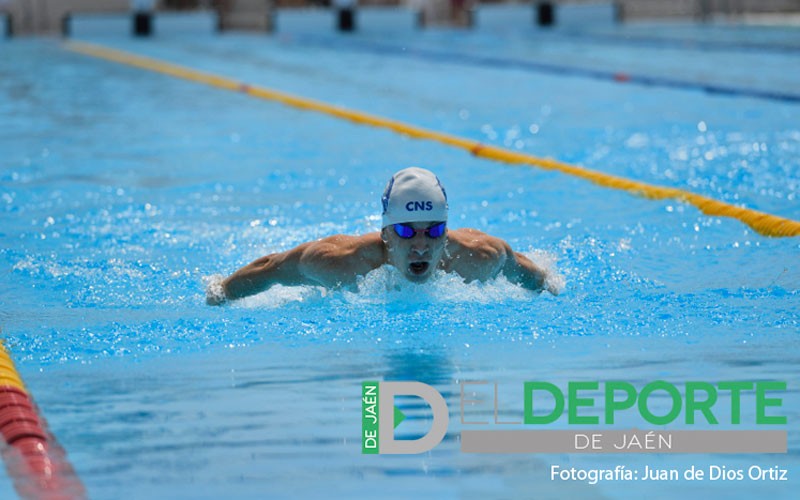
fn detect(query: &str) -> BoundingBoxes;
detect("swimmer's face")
[382,221,447,283]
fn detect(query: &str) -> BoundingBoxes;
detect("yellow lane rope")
[0,343,27,393]
[64,41,800,238]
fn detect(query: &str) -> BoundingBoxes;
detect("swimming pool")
[1,8,798,499]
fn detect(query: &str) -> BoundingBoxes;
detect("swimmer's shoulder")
[303,232,386,267]
[447,228,508,255]
[445,228,510,280]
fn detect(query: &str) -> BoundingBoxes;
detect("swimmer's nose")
[410,243,429,256]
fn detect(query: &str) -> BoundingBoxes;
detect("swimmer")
[207,167,557,305]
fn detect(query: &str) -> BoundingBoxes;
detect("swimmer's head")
[381,168,448,283]
[381,167,448,228]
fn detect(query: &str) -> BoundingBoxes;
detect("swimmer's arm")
[207,235,381,305]
[502,246,557,295]
[208,244,313,305]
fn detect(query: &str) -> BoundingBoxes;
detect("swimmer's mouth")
[408,261,430,275]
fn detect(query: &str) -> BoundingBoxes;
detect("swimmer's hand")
[205,275,227,306]
[544,278,560,296]
[206,293,226,306]
[504,250,560,295]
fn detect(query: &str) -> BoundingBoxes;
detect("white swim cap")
[381,167,448,228]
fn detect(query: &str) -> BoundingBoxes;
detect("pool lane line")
[64,41,800,238]
[290,35,800,105]
[0,341,86,499]
[547,31,800,56]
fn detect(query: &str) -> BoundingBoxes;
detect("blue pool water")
[1,9,799,499]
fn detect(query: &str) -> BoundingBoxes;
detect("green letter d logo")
[379,382,449,454]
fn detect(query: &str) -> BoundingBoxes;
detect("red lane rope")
[0,342,85,499]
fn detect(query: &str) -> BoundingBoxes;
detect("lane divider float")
[290,34,800,104]
[64,41,800,238]
[552,31,800,56]
[0,341,85,499]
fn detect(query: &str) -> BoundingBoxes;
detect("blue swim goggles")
[393,222,447,239]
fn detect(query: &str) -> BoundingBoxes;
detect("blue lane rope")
[547,31,800,55]
[291,34,800,104]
